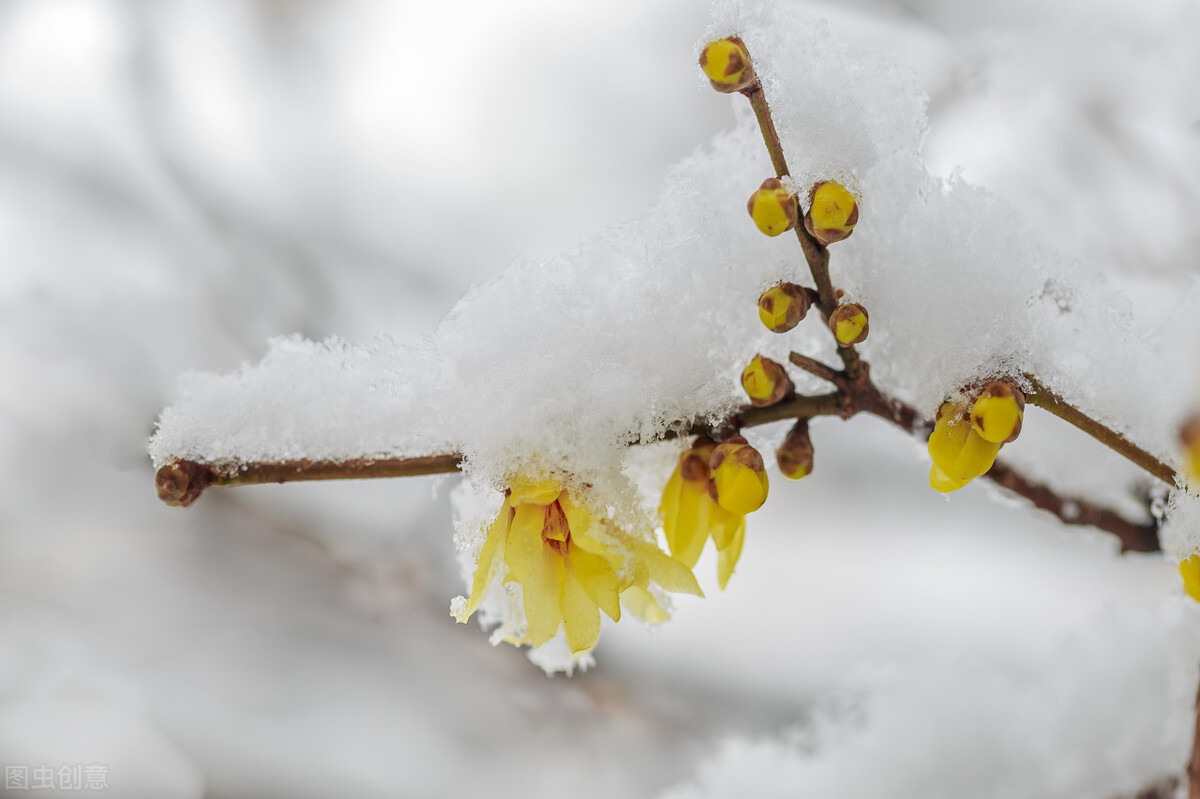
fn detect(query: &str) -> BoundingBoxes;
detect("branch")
[742,80,862,377]
[155,453,463,508]
[1024,374,1176,486]
[984,460,1158,553]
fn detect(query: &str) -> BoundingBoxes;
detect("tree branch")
[742,80,862,377]
[1024,374,1176,486]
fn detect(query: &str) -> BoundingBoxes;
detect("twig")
[1024,374,1175,486]
[984,461,1158,553]
[788,352,845,387]
[742,80,862,377]
[156,453,463,508]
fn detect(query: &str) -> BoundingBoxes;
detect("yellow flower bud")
[828,303,869,347]
[776,419,814,480]
[970,380,1025,444]
[698,37,756,94]
[1181,554,1200,602]
[747,178,798,237]
[758,283,811,333]
[741,355,793,407]
[927,401,1001,490]
[1180,415,1200,481]
[804,181,859,245]
[708,437,769,515]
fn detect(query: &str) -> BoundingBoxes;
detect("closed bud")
[699,37,756,94]
[758,282,811,333]
[741,355,793,407]
[927,400,1001,492]
[747,178,798,237]
[970,380,1025,444]
[1180,414,1200,481]
[708,436,769,515]
[776,419,814,480]
[804,181,859,245]
[828,303,869,347]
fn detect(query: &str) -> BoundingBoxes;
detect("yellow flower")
[928,401,1001,493]
[1181,554,1200,602]
[661,437,767,589]
[455,476,702,654]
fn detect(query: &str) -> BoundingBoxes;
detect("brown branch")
[742,80,861,377]
[788,352,845,387]
[154,369,1160,553]
[1024,374,1176,487]
[156,453,463,508]
[984,460,1158,553]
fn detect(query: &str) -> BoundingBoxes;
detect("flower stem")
[1023,374,1175,486]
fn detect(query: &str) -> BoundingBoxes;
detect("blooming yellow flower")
[455,476,702,654]
[660,436,767,589]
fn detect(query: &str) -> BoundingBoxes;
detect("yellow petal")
[717,519,746,590]
[558,490,593,536]
[671,482,712,568]
[622,584,670,626]
[524,545,565,648]
[636,540,704,597]
[504,501,547,583]
[509,476,562,506]
[929,462,969,493]
[660,465,684,554]
[455,505,511,622]
[971,393,1022,444]
[1181,554,1200,602]
[708,500,740,550]
[568,546,623,622]
[927,408,970,472]
[562,568,601,654]
[947,428,1001,481]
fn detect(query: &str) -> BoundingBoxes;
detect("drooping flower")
[928,400,1001,492]
[455,476,702,654]
[661,436,768,589]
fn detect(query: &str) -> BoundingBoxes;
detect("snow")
[6,0,1200,796]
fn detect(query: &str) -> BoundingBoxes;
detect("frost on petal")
[456,505,511,623]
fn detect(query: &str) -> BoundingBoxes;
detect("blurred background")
[1,0,1198,796]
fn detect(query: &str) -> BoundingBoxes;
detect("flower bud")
[828,303,869,347]
[680,436,716,486]
[741,355,793,407]
[970,380,1025,444]
[927,401,1001,490]
[1180,414,1200,480]
[747,178,798,237]
[708,436,769,515]
[804,181,859,245]
[1181,553,1200,602]
[776,419,814,480]
[699,37,756,94]
[758,283,811,333]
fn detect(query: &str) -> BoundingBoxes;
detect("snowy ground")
[2,1,1199,797]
